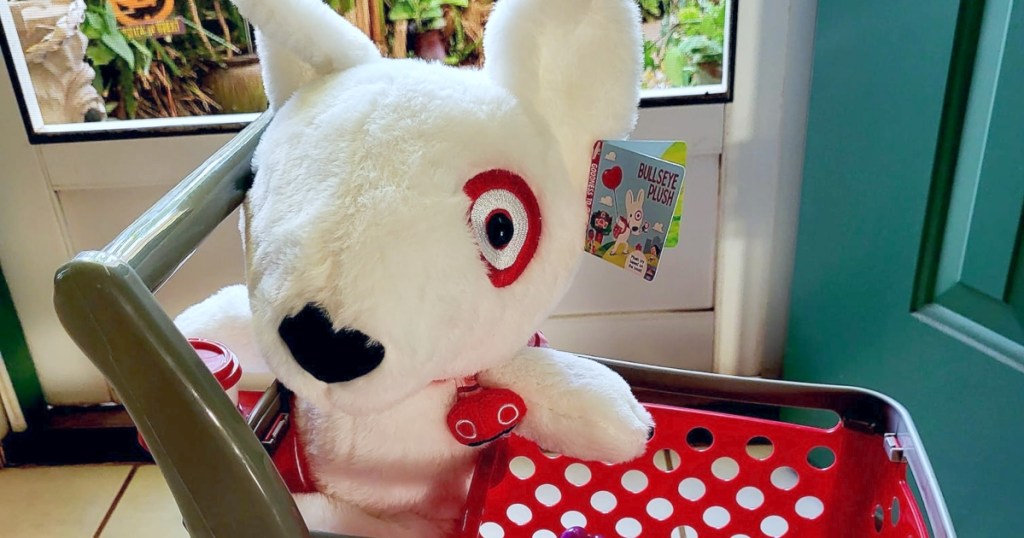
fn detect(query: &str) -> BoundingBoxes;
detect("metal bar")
[49,110,315,537]
[54,252,309,538]
[596,357,957,537]
[596,357,892,428]
[104,112,271,292]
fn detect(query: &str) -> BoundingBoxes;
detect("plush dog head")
[237,0,642,414]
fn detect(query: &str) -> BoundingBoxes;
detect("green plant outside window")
[640,0,726,89]
[6,0,729,127]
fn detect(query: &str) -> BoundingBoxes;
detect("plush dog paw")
[479,347,654,464]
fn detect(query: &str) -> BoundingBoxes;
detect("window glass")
[1,0,733,141]
[639,0,732,101]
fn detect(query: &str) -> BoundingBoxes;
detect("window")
[1,0,734,142]
[638,0,734,104]
[2,0,262,141]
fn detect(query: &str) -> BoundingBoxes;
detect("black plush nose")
[278,304,385,383]
[631,226,639,232]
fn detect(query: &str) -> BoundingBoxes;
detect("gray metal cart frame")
[52,113,955,538]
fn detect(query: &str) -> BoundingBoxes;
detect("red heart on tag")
[602,166,623,190]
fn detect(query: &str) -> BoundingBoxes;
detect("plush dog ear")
[232,0,381,109]
[483,0,643,184]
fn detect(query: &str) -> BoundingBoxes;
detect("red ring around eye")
[463,169,541,288]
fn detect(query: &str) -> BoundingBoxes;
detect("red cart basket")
[455,358,954,538]
[241,357,954,538]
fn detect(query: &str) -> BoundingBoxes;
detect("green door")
[0,264,43,424]
[786,1,1023,535]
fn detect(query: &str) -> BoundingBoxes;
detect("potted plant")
[195,0,268,114]
[80,0,264,119]
[202,52,266,114]
[440,0,490,66]
[386,0,467,61]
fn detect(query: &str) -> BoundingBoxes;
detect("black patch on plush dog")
[278,304,385,383]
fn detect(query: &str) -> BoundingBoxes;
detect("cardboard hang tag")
[584,140,687,282]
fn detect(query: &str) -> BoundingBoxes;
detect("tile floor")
[0,445,785,537]
[0,463,186,538]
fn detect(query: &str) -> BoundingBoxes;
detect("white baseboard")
[541,311,714,372]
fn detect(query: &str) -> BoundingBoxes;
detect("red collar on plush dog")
[275,333,546,494]
[446,331,545,447]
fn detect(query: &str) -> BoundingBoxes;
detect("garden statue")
[11,0,107,123]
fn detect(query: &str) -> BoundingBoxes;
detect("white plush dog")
[174,0,653,536]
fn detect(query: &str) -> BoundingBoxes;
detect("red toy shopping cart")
[456,360,954,537]
[54,116,954,538]
[234,356,955,538]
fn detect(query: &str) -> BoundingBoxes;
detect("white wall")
[0,66,108,405]
[2,77,724,407]
[715,0,818,377]
[0,0,820,409]
[0,50,243,405]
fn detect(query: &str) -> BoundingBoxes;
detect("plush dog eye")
[463,169,541,288]
[486,212,514,249]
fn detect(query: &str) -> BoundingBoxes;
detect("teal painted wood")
[787,0,1024,535]
[955,0,1024,299]
[935,283,1024,344]
[1007,236,1024,318]
[926,0,1024,349]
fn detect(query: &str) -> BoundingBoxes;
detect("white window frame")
[1,0,737,143]
[0,0,824,409]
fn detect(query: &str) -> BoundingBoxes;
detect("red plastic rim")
[188,338,242,389]
[137,339,242,453]
[460,404,928,538]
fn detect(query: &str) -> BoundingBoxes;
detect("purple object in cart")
[560,527,604,538]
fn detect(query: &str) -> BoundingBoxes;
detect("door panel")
[787,0,1024,534]
[0,67,110,406]
[58,187,246,318]
[554,154,718,315]
[954,0,1023,298]
[59,181,716,378]
[556,105,722,315]
[0,264,42,426]
[52,105,723,318]
[2,3,730,406]
[542,311,714,371]
[41,134,236,190]
[30,102,724,402]
[917,0,1024,353]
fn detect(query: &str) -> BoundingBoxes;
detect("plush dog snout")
[278,304,385,383]
[631,226,639,233]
